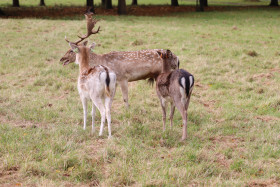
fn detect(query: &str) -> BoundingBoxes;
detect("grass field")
[0,0,270,7]
[1,8,280,186]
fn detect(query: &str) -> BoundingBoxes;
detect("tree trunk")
[0,8,5,15]
[132,0,137,5]
[86,0,94,13]
[199,0,204,11]
[39,0,45,6]
[204,0,208,7]
[13,0,20,7]
[105,0,113,9]
[118,0,126,15]
[171,0,179,6]
[86,0,94,7]
[101,0,105,7]
[269,0,278,6]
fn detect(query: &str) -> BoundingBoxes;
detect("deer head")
[157,49,179,73]
[60,12,100,66]
[69,42,96,65]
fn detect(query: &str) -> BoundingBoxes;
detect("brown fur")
[156,50,194,141]
[61,47,179,107]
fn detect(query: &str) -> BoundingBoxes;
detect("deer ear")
[69,43,79,53]
[166,49,172,58]
[82,41,88,46]
[90,42,96,52]
[157,51,163,58]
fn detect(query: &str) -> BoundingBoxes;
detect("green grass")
[0,0,271,7]
[1,8,280,186]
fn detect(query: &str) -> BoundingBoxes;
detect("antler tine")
[74,12,100,45]
[65,36,71,43]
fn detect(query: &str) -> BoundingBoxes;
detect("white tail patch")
[180,77,187,104]
[99,71,110,97]
[180,77,186,89]
[189,76,193,88]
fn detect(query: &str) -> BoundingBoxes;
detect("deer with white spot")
[60,13,180,108]
[66,17,116,138]
[156,50,194,141]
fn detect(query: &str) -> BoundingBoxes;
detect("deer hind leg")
[81,97,87,130]
[120,80,129,108]
[174,96,188,141]
[92,97,106,137]
[159,97,167,131]
[105,96,112,138]
[91,102,96,134]
[169,102,176,128]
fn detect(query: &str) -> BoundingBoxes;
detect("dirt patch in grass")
[86,139,106,157]
[214,153,231,168]
[195,82,209,90]
[209,135,245,150]
[247,179,280,187]
[254,115,280,122]
[252,73,274,80]
[246,50,258,57]
[0,113,44,128]
[270,68,280,73]
[0,167,21,185]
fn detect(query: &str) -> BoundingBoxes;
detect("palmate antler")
[65,12,101,45]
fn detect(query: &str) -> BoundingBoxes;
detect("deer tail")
[101,65,110,97]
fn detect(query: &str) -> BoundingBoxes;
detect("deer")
[60,13,180,108]
[66,15,116,138]
[156,49,194,141]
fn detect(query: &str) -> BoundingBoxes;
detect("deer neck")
[78,49,90,75]
[162,61,171,74]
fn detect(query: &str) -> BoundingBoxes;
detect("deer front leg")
[119,80,129,108]
[170,102,175,128]
[160,97,167,131]
[81,97,87,130]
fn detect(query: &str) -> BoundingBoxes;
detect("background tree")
[132,0,137,5]
[0,8,4,15]
[13,0,20,7]
[105,0,113,9]
[86,0,94,7]
[198,0,204,11]
[269,0,278,6]
[118,0,126,14]
[86,0,94,12]
[171,0,179,6]
[204,0,208,7]
[101,0,105,7]
[39,0,45,6]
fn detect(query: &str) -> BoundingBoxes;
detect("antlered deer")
[156,50,194,141]
[60,13,180,108]
[66,16,116,138]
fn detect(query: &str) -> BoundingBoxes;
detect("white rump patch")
[189,76,193,88]
[180,77,186,89]
[180,77,186,104]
